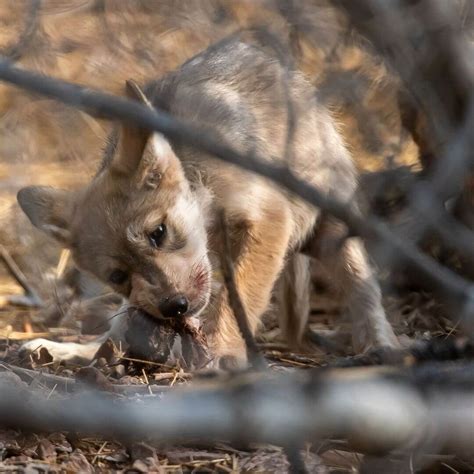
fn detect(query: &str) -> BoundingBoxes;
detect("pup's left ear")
[17,186,74,245]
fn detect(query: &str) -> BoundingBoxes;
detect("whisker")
[90,307,130,332]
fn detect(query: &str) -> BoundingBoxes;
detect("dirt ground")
[0,1,469,472]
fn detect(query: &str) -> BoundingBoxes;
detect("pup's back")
[146,33,357,247]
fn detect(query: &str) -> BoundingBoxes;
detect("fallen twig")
[0,363,169,395]
[0,244,42,308]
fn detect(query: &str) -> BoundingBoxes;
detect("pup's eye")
[109,269,128,285]
[149,224,167,248]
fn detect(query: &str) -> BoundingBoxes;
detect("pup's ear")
[17,186,73,245]
[112,80,180,185]
[110,80,151,175]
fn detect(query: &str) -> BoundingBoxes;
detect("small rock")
[129,442,157,463]
[76,367,115,392]
[48,433,72,454]
[118,375,142,385]
[130,459,150,472]
[113,364,126,378]
[128,457,161,473]
[2,440,21,459]
[0,371,29,397]
[37,439,56,462]
[61,449,93,473]
[94,338,120,364]
[96,357,108,368]
[5,454,32,464]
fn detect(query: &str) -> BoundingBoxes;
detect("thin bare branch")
[0,244,42,308]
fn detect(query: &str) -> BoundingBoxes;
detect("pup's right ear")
[110,80,153,176]
[17,186,73,246]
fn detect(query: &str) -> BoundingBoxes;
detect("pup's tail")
[275,252,311,347]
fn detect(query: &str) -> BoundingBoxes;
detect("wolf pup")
[17,34,398,367]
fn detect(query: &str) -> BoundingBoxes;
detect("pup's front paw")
[353,336,400,356]
[351,314,400,354]
[203,352,248,371]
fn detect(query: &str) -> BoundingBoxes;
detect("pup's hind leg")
[307,217,399,352]
[275,252,311,347]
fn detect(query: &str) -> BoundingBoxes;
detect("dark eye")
[149,224,167,248]
[109,269,128,285]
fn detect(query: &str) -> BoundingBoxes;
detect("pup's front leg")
[204,204,292,368]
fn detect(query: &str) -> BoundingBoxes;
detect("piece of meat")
[125,309,210,369]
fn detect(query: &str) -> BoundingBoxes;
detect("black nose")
[158,295,189,318]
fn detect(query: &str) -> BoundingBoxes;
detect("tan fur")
[275,253,312,347]
[18,34,398,366]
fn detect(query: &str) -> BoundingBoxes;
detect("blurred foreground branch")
[0,58,473,334]
[0,363,473,457]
